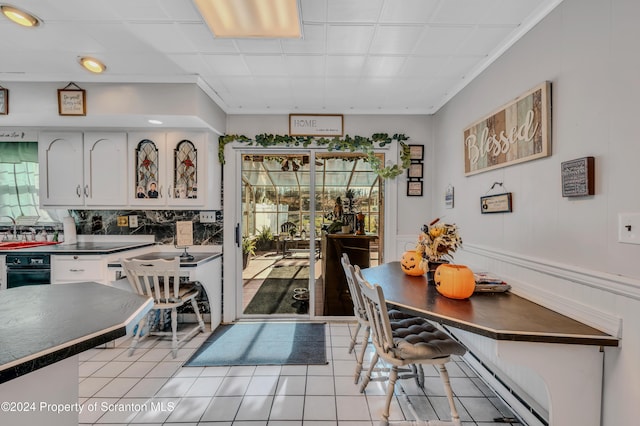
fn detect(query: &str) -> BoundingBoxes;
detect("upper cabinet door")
[39,132,85,207]
[83,132,128,206]
[128,132,167,207]
[166,132,205,207]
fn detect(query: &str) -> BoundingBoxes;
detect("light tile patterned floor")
[78,322,521,425]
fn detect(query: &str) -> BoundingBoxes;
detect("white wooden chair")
[341,253,415,385]
[122,256,205,358]
[353,265,467,426]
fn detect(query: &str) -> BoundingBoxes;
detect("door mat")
[184,322,327,366]
[244,265,310,315]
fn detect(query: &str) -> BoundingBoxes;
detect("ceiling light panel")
[194,0,301,38]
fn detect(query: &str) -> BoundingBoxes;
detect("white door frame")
[222,143,398,323]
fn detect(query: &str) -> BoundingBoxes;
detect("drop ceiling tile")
[327,0,384,23]
[244,55,288,76]
[285,55,326,77]
[379,0,440,23]
[414,26,474,55]
[459,26,516,55]
[300,0,327,22]
[77,23,151,52]
[282,24,326,54]
[325,55,366,76]
[430,0,500,24]
[166,54,210,75]
[201,54,251,76]
[487,0,547,25]
[127,22,198,53]
[327,25,375,54]
[401,56,445,77]
[19,1,119,21]
[235,39,283,54]
[362,56,407,77]
[157,0,203,21]
[369,25,425,55]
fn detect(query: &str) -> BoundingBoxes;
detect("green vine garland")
[218,133,411,179]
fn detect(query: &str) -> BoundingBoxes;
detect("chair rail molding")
[460,243,627,337]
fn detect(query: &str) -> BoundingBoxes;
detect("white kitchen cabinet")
[128,131,220,209]
[51,254,106,284]
[39,131,128,207]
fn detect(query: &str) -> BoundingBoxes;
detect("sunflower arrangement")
[415,218,462,268]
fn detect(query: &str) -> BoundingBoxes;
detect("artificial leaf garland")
[218,133,411,179]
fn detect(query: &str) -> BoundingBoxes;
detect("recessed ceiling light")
[79,57,107,74]
[194,0,301,38]
[1,4,40,27]
[148,119,163,125]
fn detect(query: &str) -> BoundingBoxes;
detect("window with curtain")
[0,141,55,223]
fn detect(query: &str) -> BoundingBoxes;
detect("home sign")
[464,82,551,176]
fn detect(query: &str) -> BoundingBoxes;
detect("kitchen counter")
[107,251,222,268]
[1,241,155,255]
[0,282,152,384]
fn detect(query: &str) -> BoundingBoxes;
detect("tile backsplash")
[69,209,223,245]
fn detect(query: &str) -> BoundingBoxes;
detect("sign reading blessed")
[464,82,551,176]
[289,114,343,136]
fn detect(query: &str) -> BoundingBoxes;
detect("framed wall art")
[464,81,551,176]
[408,144,424,161]
[407,181,423,197]
[0,86,8,115]
[58,82,86,116]
[408,163,423,179]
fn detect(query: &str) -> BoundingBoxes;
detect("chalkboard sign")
[561,157,594,197]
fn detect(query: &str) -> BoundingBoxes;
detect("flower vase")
[426,260,448,285]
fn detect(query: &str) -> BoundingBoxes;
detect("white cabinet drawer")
[52,255,105,284]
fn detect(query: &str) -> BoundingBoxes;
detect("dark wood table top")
[361,262,618,346]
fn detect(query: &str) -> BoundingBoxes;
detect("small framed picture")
[58,83,86,116]
[445,186,454,209]
[408,144,424,161]
[407,181,423,197]
[0,87,8,115]
[408,163,423,179]
[480,192,513,214]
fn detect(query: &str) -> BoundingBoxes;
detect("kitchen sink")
[0,241,60,250]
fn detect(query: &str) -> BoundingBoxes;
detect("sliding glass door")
[239,151,383,318]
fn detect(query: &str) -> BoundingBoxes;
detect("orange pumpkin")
[400,250,426,276]
[434,264,475,299]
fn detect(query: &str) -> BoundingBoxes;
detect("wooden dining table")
[361,261,619,426]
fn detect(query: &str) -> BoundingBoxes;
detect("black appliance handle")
[235,223,240,247]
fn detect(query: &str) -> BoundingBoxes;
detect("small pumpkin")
[434,264,475,299]
[400,250,426,276]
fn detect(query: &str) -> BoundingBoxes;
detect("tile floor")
[78,321,521,425]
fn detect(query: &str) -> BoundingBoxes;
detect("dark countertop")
[361,262,619,347]
[107,251,222,268]
[0,282,152,384]
[1,241,155,255]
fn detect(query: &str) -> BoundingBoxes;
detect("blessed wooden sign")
[464,82,551,176]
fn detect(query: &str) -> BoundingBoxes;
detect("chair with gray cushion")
[353,265,467,426]
[122,256,205,358]
[341,253,415,384]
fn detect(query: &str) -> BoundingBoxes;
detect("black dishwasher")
[6,254,51,288]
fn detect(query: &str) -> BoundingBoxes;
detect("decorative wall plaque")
[480,192,513,214]
[58,82,86,116]
[289,114,343,136]
[464,82,551,176]
[0,87,8,115]
[561,156,595,197]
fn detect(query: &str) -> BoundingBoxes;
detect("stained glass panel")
[135,139,159,199]
[174,140,197,199]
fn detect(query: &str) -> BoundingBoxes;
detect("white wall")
[0,82,226,133]
[431,0,640,424]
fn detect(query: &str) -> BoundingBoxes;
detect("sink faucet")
[2,216,17,240]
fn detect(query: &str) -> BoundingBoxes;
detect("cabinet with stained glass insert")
[128,132,211,208]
